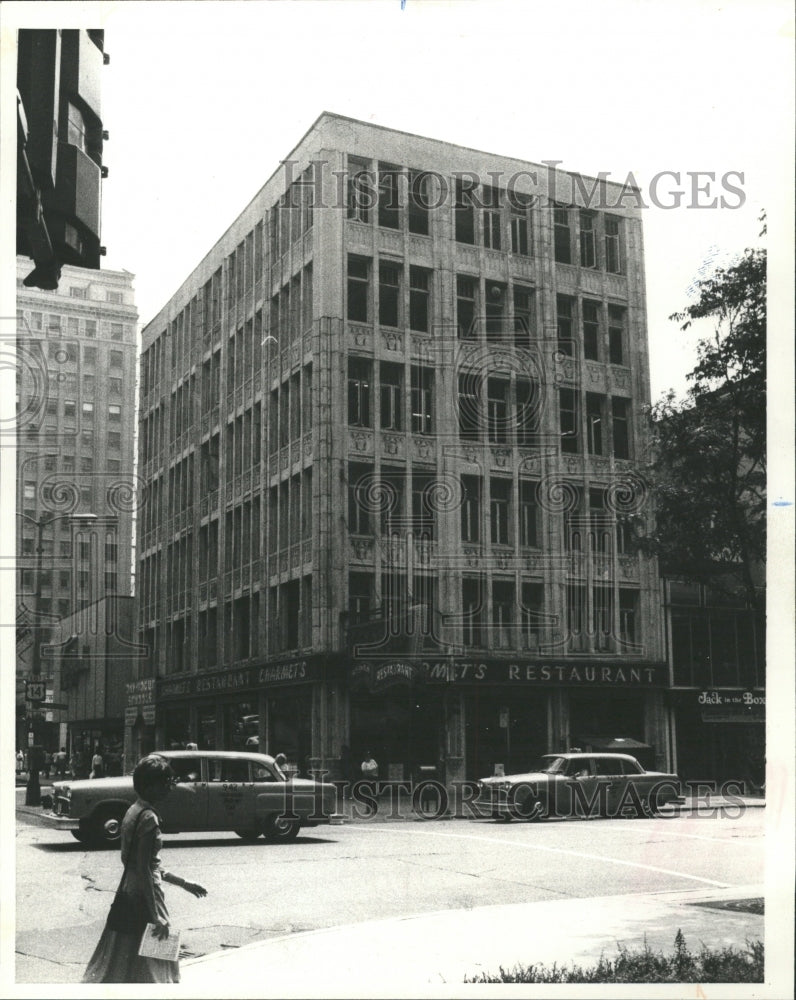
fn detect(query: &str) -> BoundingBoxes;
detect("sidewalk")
[180,885,765,993]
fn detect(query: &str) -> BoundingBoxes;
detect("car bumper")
[39,810,80,831]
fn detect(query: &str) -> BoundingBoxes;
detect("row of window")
[346,163,536,257]
[347,258,630,363]
[554,206,623,273]
[21,312,129,339]
[348,571,639,650]
[143,575,314,669]
[347,357,633,457]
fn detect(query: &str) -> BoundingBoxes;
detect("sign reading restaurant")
[353,659,668,689]
[157,656,340,701]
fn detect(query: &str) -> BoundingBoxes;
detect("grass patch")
[465,930,763,983]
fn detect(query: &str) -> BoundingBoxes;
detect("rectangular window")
[410,366,433,435]
[348,358,372,427]
[557,295,574,356]
[84,345,97,365]
[458,372,481,440]
[82,402,94,421]
[490,479,511,545]
[110,322,124,340]
[513,287,533,348]
[461,475,481,543]
[560,388,579,453]
[519,480,538,547]
[31,311,43,330]
[108,404,122,423]
[380,471,404,536]
[487,377,509,444]
[593,585,613,650]
[619,589,639,645]
[612,396,630,458]
[579,210,597,268]
[482,186,501,250]
[378,163,401,229]
[107,430,121,450]
[492,581,515,648]
[109,377,122,397]
[347,158,373,224]
[378,262,401,327]
[110,349,124,369]
[455,177,476,244]
[408,171,430,236]
[67,102,86,150]
[582,300,600,361]
[379,362,403,431]
[510,193,532,256]
[553,204,572,264]
[411,473,435,540]
[347,257,370,323]
[456,276,476,339]
[485,283,506,342]
[521,582,544,648]
[604,216,622,274]
[409,267,430,332]
[462,578,484,647]
[515,376,537,446]
[608,305,626,365]
[70,286,87,299]
[84,319,97,338]
[348,572,374,623]
[586,392,604,455]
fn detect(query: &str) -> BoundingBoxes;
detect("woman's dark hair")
[133,755,174,796]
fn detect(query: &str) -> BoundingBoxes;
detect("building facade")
[137,113,668,786]
[16,259,138,753]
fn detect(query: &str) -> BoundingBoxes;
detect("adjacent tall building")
[16,259,138,755]
[136,113,669,784]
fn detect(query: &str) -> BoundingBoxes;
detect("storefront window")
[198,708,217,750]
[224,701,259,750]
[163,705,191,749]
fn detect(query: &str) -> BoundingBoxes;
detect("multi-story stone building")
[16,258,138,752]
[137,113,668,785]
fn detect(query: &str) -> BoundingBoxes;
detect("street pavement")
[180,884,765,994]
[15,784,767,992]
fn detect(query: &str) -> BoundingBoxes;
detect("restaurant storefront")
[669,688,765,789]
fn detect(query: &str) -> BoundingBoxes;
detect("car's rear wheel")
[262,814,301,842]
[234,829,261,841]
[89,806,128,848]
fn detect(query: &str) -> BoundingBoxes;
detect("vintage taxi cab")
[41,750,338,847]
[475,752,682,821]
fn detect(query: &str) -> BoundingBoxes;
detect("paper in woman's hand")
[138,923,181,962]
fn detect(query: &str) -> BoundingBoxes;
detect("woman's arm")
[134,826,165,929]
[162,871,208,898]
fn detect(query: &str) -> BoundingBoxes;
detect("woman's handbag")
[105,810,149,936]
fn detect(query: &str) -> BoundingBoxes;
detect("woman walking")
[83,755,207,983]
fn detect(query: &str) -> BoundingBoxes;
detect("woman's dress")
[82,800,179,983]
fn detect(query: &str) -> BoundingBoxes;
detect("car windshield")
[524,756,567,774]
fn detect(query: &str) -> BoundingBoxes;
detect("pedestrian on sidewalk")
[90,746,104,779]
[82,754,208,984]
[16,749,24,774]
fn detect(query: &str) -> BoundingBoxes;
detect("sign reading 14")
[26,680,46,702]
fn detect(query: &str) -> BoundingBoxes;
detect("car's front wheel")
[89,806,128,848]
[262,814,301,842]
[514,794,546,822]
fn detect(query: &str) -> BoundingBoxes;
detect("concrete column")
[444,688,466,786]
[644,689,669,771]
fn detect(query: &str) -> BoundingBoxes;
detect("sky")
[3,0,787,401]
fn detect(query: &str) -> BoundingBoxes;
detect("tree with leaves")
[647,228,766,611]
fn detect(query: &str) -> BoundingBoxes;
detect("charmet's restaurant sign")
[353,659,666,689]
